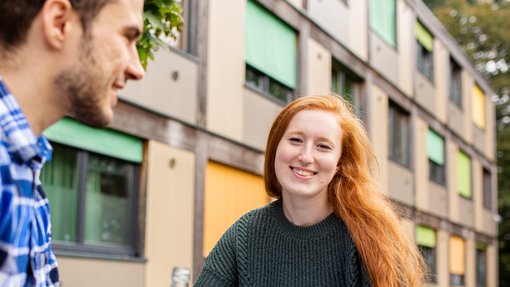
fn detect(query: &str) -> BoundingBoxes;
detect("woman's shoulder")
[237,199,276,220]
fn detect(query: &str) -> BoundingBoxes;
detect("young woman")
[194,95,425,287]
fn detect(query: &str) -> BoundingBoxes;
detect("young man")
[0,0,145,285]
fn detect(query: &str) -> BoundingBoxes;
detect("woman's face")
[275,109,342,201]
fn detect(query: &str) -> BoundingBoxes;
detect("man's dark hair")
[0,0,113,51]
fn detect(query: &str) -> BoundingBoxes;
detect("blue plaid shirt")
[0,77,59,286]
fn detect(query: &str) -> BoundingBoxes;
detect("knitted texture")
[194,200,372,287]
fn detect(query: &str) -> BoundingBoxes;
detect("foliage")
[426,0,510,284]
[138,0,183,69]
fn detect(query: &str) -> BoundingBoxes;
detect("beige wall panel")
[57,257,144,287]
[434,41,449,123]
[473,126,486,154]
[482,209,497,236]
[207,0,245,141]
[447,102,464,136]
[348,0,368,60]
[400,218,415,242]
[308,0,348,45]
[448,142,460,223]
[388,162,413,205]
[461,71,474,144]
[415,72,436,114]
[436,230,449,287]
[488,244,498,287]
[368,85,389,193]
[415,117,429,211]
[458,197,474,228]
[243,89,283,150]
[307,38,332,95]
[121,49,198,124]
[145,141,195,286]
[397,0,413,96]
[369,32,398,85]
[286,0,304,9]
[429,182,448,218]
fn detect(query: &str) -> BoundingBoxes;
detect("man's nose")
[125,45,145,81]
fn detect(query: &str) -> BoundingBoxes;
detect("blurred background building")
[40,0,498,286]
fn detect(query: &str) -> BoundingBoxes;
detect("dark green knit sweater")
[194,200,371,287]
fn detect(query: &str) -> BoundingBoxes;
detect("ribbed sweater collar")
[268,200,342,239]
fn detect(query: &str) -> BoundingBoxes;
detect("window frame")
[483,168,492,210]
[419,245,438,283]
[245,64,294,104]
[43,142,140,258]
[388,101,411,168]
[427,129,446,186]
[449,57,463,108]
[332,61,365,119]
[476,246,488,287]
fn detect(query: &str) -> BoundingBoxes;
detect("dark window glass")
[483,168,492,210]
[450,58,462,108]
[450,274,466,286]
[417,40,434,81]
[332,62,364,118]
[245,64,293,103]
[429,160,446,185]
[389,102,410,167]
[419,246,437,283]
[476,248,487,287]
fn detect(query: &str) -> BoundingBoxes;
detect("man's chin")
[72,108,113,128]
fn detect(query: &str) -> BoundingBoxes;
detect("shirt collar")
[0,77,53,166]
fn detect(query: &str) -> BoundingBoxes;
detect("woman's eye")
[318,143,331,150]
[289,137,302,144]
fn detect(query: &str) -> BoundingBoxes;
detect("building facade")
[42,0,497,286]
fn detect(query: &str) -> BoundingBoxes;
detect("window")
[483,168,492,210]
[473,84,486,129]
[389,102,411,167]
[427,129,445,185]
[369,0,396,47]
[456,150,472,199]
[246,65,293,102]
[245,0,296,103]
[449,58,462,108]
[332,61,363,117]
[416,226,437,283]
[450,236,466,286]
[42,117,143,256]
[476,244,488,287]
[416,21,434,81]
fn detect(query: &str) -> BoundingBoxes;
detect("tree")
[425,0,510,285]
[139,0,183,69]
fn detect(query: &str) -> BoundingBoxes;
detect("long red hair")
[264,95,425,286]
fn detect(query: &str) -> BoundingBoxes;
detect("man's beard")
[54,40,112,127]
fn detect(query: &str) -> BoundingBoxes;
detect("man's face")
[56,0,144,127]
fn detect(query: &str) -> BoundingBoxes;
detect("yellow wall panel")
[450,236,466,274]
[203,161,269,256]
[472,85,486,129]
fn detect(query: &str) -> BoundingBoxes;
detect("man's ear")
[40,0,75,50]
